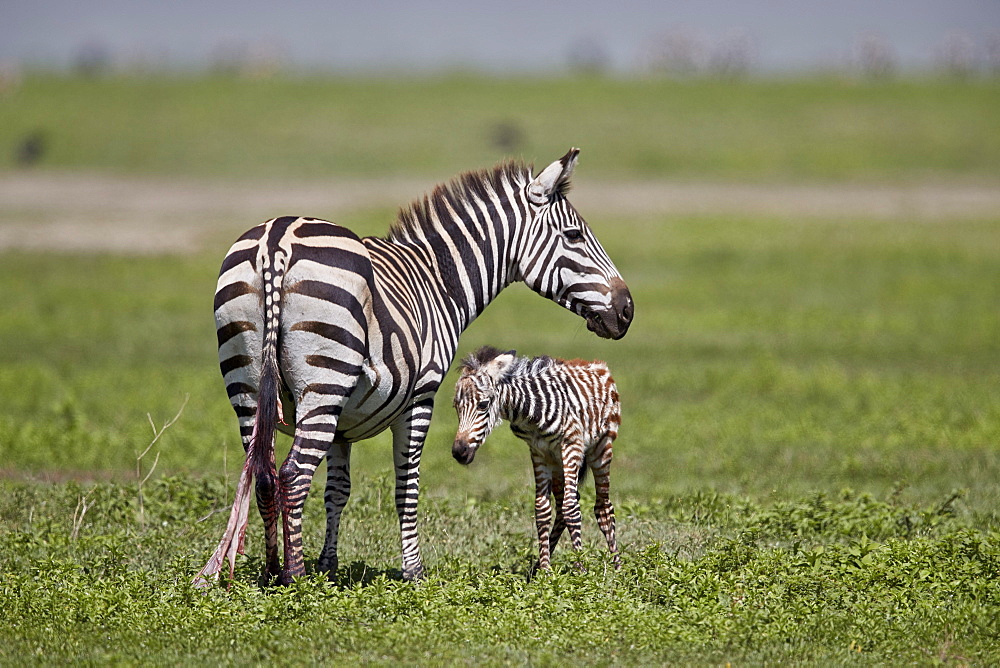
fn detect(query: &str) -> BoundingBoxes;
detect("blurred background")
[0,0,998,514]
[3,0,1000,76]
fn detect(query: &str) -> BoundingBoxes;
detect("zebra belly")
[336,361,413,441]
[512,423,565,468]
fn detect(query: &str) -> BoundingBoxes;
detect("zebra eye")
[476,400,490,411]
[563,228,583,242]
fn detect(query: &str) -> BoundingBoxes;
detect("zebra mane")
[459,345,560,382]
[503,354,556,380]
[386,160,532,243]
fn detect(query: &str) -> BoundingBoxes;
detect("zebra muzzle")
[452,437,478,465]
[586,279,633,340]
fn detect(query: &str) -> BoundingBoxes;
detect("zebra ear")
[485,353,516,381]
[528,148,579,205]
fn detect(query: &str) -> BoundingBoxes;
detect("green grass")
[2,212,998,508]
[1,209,999,662]
[1,477,997,664]
[1,74,998,181]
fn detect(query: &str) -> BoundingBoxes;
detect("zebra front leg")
[589,434,621,569]
[391,402,433,581]
[530,451,554,572]
[318,439,352,578]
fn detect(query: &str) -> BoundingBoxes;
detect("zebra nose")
[610,279,633,333]
[452,437,476,465]
[620,293,633,325]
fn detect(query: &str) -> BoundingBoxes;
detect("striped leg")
[530,450,554,571]
[548,468,566,555]
[589,434,621,569]
[318,439,352,577]
[391,402,432,581]
[561,438,586,570]
[277,399,346,584]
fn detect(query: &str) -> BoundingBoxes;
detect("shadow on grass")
[239,558,404,589]
[331,560,403,587]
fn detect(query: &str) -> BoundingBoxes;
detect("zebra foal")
[452,346,622,571]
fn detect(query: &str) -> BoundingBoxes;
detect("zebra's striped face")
[519,150,633,340]
[519,195,633,340]
[452,367,506,465]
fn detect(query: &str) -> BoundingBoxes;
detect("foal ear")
[485,352,516,381]
[527,148,580,205]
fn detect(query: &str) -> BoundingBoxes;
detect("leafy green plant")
[1,477,997,664]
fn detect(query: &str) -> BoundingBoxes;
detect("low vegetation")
[2,475,997,664]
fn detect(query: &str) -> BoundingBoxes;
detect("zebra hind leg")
[276,399,346,585]
[318,439,352,579]
[589,434,621,569]
[254,441,281,580]
[548,471,566,555]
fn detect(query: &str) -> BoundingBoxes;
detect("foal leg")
[530,449,554,572]
[548,468,566,556]
[560,437,587,570]
[588,434,621,569]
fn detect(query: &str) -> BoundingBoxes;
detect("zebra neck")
[379,165,533,334]
[414,211,525,333]
[496,373,541,425]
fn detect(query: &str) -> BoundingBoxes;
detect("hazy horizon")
[3,0,1000,75]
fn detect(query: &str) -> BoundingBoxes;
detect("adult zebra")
[195,149,633,586]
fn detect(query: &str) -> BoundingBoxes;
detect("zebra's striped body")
[452,346,621,571]
[196,149,633,586]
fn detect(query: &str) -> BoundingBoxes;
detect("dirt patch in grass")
[2,171,998,253]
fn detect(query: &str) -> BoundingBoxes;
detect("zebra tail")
[194,248,284,589]
[251,243,285,513]
[250,352,280,498]
[195,343,282,590]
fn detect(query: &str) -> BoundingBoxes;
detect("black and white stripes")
[196,149,633,586]
[452,347,622,571]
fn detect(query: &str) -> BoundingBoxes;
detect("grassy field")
[1,74,999,181]
[1,74,999,663]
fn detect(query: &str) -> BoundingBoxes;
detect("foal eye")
[563,228,583,242]
[476,400,490,411]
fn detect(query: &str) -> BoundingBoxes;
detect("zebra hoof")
[317,556,338,575]
[402,563,425,582]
